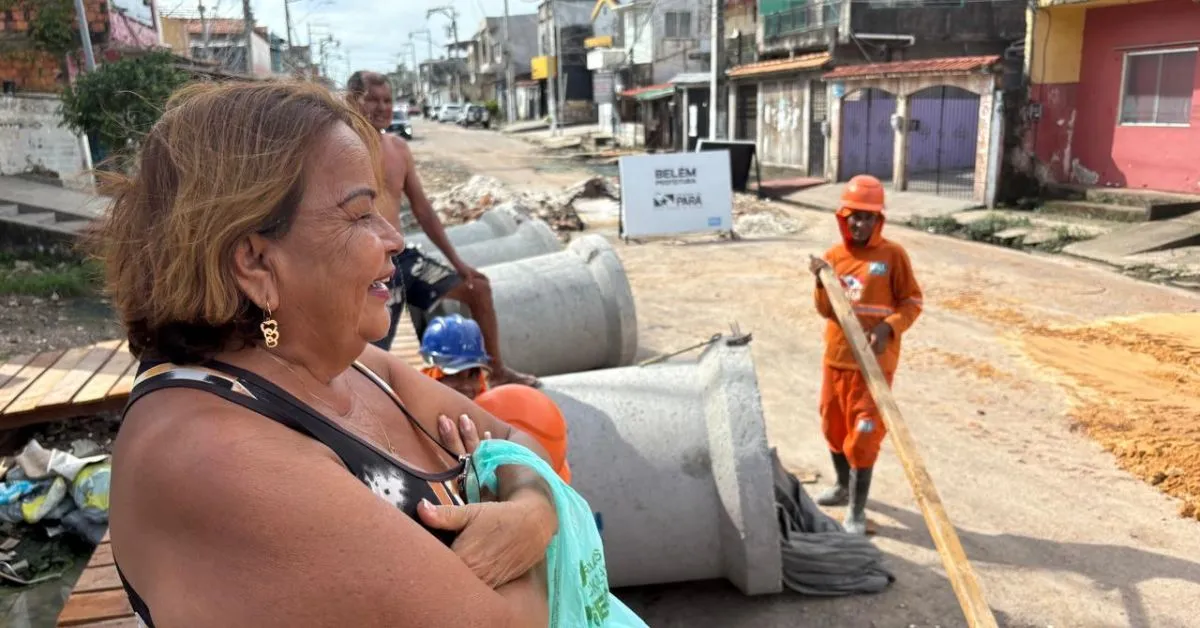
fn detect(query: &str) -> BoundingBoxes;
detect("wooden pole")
[816,265,999,628]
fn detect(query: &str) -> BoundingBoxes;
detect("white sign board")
[618,151,734,239]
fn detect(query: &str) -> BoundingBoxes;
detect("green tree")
[59,51,190,161]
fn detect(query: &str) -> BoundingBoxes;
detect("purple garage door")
[905,85,981,200]
[838,88,896,181]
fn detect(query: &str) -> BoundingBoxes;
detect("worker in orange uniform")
[419,315,572,483]
[809,174,923,535]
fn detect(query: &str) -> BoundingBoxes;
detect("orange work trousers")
[819,364,894,470]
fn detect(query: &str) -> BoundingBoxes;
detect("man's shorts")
[390,244,462,312]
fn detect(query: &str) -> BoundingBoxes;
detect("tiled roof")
[727,52,832,78]
[822,55,1001,80]
[620,83,674,98]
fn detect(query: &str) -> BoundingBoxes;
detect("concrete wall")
[0,94,91,187]
[758,77,807,168]
[849,3,1026,48]
[648,0,711,85]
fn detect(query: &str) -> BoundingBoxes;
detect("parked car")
[407,103,421,116]
[436,104,462,122]
[456,104,491,129]
[387,108,412,139]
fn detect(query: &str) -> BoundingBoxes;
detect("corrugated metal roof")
[823,55,1001,80]
[726,52,832,79]
[669,72,712,86]
[620,83,675,100]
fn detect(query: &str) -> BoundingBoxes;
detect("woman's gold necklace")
[262,350,397,456]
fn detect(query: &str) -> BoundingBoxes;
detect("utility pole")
[148,0,164,47]
[199,1,210,62]
[411,30,434,103]
[502,0,516,123]
[242,0,255,76]
[547,1,559,134]
[72,0,96,71]
[284,0,294,48]
[427,6,461,102]
[708,0,721,140]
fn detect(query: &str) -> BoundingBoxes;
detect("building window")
[664,11,692,38]
[1119,48,1197,126]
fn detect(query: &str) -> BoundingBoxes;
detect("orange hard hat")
[840,175,885,212]
[474,384,572,484]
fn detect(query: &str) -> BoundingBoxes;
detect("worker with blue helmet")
[419,314,493,399]
[419,314,571,483]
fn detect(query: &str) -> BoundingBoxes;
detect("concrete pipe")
[441,234,637,376]
[541,340,783,596]
[403,206,521,251]
[420,217,562,269]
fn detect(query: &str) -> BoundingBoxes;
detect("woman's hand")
[418,414,557,588]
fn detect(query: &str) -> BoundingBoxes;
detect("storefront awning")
[822,55,1001,81]
[727,52,831,79]
[620,83,675,101]
[669,72,711,87]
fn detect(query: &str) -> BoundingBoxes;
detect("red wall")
[1073,0,1200,193]
[1028,82,1079,184]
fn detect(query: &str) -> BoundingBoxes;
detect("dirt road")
[412,120,1200,628]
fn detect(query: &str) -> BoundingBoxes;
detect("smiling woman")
[87,81,557,628]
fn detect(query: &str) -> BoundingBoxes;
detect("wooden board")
[73,564,122,593]
[58,537,138,627]
[0,352,34,390]
[72,343,133,405]
[39,341,123,408]
[57,589,134,627]
[816,265,998,628]
[0,349,65,411]
[87,542,114,568]
[6,346,95,414]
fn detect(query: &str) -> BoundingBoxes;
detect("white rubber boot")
[816,452,851,507]
[843,467,873,535]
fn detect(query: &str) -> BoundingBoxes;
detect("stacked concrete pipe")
[403,205,521,250]
[417,217,563,269]
[540,340,783,596]
[439,234,637,377]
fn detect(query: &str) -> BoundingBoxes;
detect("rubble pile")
[429,175,619,237]
[731,193,804,236]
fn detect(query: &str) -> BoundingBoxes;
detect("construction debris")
[429,175,618,237]
[732,193,804,237]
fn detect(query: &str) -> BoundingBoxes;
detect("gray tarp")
[771,450,896,596]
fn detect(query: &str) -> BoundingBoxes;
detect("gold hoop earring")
[260,305,280,348]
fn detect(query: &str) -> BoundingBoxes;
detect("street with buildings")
[1,0,1199,626]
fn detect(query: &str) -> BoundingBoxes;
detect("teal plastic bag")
[467,439,648,628]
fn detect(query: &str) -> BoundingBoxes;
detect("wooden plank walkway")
[0,322,425,431]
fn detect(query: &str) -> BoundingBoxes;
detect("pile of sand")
[939,292,1199,518]
[1019,313,1200,519]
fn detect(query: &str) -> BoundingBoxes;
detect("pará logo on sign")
[653,192,703,208]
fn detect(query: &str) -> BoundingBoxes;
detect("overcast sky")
[153,0,544,85]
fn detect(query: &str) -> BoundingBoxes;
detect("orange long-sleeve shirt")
[814,238,923,373]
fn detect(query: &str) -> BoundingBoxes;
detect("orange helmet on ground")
[839,175,886,213]
[474,384,572,484]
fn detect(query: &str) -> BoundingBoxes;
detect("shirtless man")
[347,71,538,387]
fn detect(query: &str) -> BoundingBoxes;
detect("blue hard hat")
[419,314,491,374]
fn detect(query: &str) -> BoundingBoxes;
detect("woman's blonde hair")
[89,80,383,363]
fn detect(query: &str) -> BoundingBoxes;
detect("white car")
[436,104,462,122]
